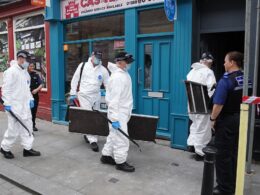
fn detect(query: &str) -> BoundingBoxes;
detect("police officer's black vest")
[30,72,41,91]
[220,71,252,115]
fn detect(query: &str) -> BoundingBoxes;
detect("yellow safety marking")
[235,103,249,195]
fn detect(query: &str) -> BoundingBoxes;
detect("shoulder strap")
[78,62,86,87]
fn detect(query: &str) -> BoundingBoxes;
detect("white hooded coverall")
[70,58,109,143]
[102,63,133,164]
[187,62,216,156]
[1,62,34,151]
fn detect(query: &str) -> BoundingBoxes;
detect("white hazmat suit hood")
[107,62,118,73]
[10,60,17,67]
[187,62,216,97]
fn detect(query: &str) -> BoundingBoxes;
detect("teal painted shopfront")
[45,0,193,149]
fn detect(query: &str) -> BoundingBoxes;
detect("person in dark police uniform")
[28,63,43,132]
[210,51,252,195]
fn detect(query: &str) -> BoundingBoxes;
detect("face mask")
[126,63,132,71]
[93,57,101,65]
[21,62,29,69]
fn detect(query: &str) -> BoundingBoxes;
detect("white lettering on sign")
[61,0,164,19]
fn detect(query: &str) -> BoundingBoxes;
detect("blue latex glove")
[100,91,106,96]
[30,100,34,109]
[69,95,77,104]
[112,121,121,130]
[4,106,11,112]
[70,95,77,101]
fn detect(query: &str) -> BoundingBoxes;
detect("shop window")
[139,8,173,34]
[93,40,125,67]
[14,13,47,89]
[0,21,8,86]
[66,14,124,41]
[65,43,89,93]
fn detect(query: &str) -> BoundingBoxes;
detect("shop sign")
[61,0,164,19]
[164,0,177,21]
[164,0,177,22]
[65,1,79,18]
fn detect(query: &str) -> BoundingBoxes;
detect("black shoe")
[213,187,234,195]
[116,162,135,172]
[0,148,14,159]
[194,154,204,161]
[23,149,41,157]
[187,146,195,153]
[90,142,99,152]
[33,127,38,132]
[100,155,116,165]
[83,135,90,143]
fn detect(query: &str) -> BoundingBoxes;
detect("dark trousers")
[215,114,240,193]
[31,94,39,128]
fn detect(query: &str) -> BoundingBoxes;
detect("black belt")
[219,112,240,118]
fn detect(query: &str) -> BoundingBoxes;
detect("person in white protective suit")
[187,52,216,161]
[100,52,135,173]
[0,50,41,159]
[70,51,109,152]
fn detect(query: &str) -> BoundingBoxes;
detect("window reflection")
[16,28,46,88]
[144,44,152,89]
[0,21,7,32]
[139,8,173,34]
[15,15,44,29]
[15,14,46,88]
[0,21,8,86]
[65,43,89,93]
[0,34,8,72]
[66,14,124,41]
[93,40,125,67]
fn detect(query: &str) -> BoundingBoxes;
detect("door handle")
[138,67,142,85]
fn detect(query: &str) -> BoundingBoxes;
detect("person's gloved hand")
[112,121,120,130]
[4,106,11,112]
[30,100,34,109]
[69,95,77,105]
[69,95,77,103]
[101,91,106,96]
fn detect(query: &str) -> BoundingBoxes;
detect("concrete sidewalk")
[0,112,259,195]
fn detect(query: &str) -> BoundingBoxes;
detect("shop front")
[0,0,52,121]
[46,0,193,149]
